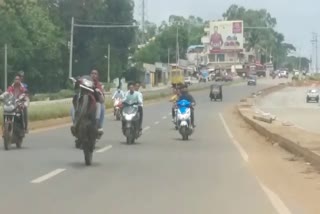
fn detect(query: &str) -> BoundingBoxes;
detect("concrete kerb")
[236,83,320,170]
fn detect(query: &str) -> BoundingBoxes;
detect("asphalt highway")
[0,79,289,214]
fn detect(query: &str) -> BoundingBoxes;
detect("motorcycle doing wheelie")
[121,100,141,144]
[176,99,193,141]
[70,76,101,166]
[113,98,122,120]
[1,93,27,150]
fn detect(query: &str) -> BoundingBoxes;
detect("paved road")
[258,86,320,133]
[0,79,289,213]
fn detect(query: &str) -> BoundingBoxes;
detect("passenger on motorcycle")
[0,75,28,132]
[122,82,143,131]
[178,84,196,128]
[17,71,29,133]
[134,81,143,133]
[169,87,180,121]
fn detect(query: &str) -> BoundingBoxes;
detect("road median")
[237,83,320,170]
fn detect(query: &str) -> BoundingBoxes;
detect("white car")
[184,77,192,85]
[306,89,319,103]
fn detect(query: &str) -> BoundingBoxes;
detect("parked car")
[306,89,319,103]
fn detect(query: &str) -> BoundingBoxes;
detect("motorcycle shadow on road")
[66,161,102,169]
[119,141,142,146]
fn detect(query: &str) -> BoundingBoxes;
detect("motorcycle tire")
[3,122,12,151]
[83,141,93,166]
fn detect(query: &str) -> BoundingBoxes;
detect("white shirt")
[136,91,143,107]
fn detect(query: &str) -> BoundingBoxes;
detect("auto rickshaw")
[210,84,223,101]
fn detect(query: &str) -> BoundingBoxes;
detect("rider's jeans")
[98,103,105,129]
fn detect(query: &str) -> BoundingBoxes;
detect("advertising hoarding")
[209,20,243,53]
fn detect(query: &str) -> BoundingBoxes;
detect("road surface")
[0,79,291,214]
[257,86,320,133]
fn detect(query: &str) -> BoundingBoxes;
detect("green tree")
[133,15,205,64]
[0,0,65,92]
[222,4,295,68]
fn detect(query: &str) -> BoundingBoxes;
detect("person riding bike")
[122,82,143,132]
[177,84,196,128]
[70,69,105,136]
[17,71,29,133]
[112,86,125,100]
[0,75,28,132]
[90,69,105,135]
[134,81,143,134]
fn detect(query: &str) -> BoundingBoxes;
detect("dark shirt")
[178,92,195,104]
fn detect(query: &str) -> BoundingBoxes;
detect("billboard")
[209,20,243,53]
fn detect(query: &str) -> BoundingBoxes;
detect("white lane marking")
[162,116,167,119]
[154,121,160,125]
[96,145,112,153]
[257,177,292,214]
[142,126,150,133]
[219,113,249,162]
[31,168,66,184]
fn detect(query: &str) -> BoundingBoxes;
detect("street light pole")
[107,44,110,83]
[4,44,7,90]
[69,17,74,78]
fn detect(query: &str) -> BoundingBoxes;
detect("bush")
[31,89,74,101]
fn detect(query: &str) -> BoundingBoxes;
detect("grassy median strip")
[0,80,242,126]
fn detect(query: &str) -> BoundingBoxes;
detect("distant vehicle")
[306,89,319,103]
[247,75,257,86]
[170,68,184,87]
[184,77,192,85]
[279,69,288,78]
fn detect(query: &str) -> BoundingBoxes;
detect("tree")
[0,0,65,92]
[222,5,295,68]
[133,15,205,64]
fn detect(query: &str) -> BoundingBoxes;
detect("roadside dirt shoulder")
[223,106,320,214]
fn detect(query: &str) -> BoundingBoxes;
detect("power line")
[73,23,137,28]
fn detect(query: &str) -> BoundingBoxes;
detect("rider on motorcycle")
[0,75,28,132]
[134,81,143,133]
[112,86,125,100]
[17,71,29,133]
[71,69,105,136]
[177,84,196,128]
[169,87,180,121]
[121,82,143,132]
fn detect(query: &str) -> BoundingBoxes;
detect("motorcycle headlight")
[125,114,134,121]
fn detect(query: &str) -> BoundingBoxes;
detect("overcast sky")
[134,0,320,58]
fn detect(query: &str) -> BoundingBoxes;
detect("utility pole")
[69,17,74,78]
[4,44,7,90]
[141,0,145,43]
[176,27,180,65]
[107,44,110,83]
[312,32,318,73]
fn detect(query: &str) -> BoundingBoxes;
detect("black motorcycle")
[2,93,26,150]
[70,76,100,166]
